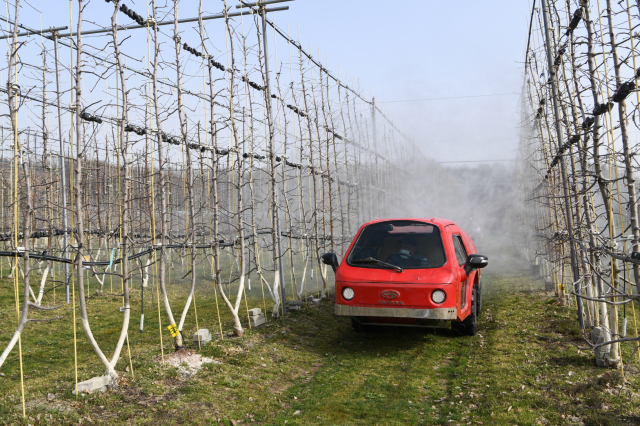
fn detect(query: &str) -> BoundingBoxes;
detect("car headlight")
[431,289,446,304]
[342,287,354,301]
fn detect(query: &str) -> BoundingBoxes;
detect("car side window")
[453,235,467,266]
[461,230,476,254]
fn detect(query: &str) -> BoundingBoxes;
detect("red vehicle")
[322,218,488,335]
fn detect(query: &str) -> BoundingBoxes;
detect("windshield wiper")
[350,257,403,272]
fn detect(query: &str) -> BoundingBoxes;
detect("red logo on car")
[381,290,400,299]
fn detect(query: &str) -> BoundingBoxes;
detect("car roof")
[359,218,457,228]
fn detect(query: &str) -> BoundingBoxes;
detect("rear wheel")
[452,286,477,336]
[476,280,483,316]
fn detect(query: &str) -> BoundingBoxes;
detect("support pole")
[260,6,287,314]
[371,97,379,218]
[540,0,584,328]
[53,33,70,304]
[31,7,289,40]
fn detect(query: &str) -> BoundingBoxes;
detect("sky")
[287,1,532,164]
[6,0,532,164]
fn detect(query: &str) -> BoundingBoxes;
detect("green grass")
[0,263,639,425]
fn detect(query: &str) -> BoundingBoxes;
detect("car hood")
[336,262,457,285]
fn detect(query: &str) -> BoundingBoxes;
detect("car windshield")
[347,221,446,269]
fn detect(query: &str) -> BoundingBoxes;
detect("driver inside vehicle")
[385,236,431,268]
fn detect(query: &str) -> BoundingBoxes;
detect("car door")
[443,226,462,315]
[450,229,470,314]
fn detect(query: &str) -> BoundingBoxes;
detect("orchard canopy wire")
[519,0,640,371]
[0,0,468,404]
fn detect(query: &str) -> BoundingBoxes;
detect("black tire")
[452,286,477,336]
[351,317,368,332]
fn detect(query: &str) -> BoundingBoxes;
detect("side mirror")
[464,254,488,276]
[321,252,339,273]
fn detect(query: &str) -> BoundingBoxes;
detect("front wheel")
[351,317,368,332]
[452,286,477,336]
